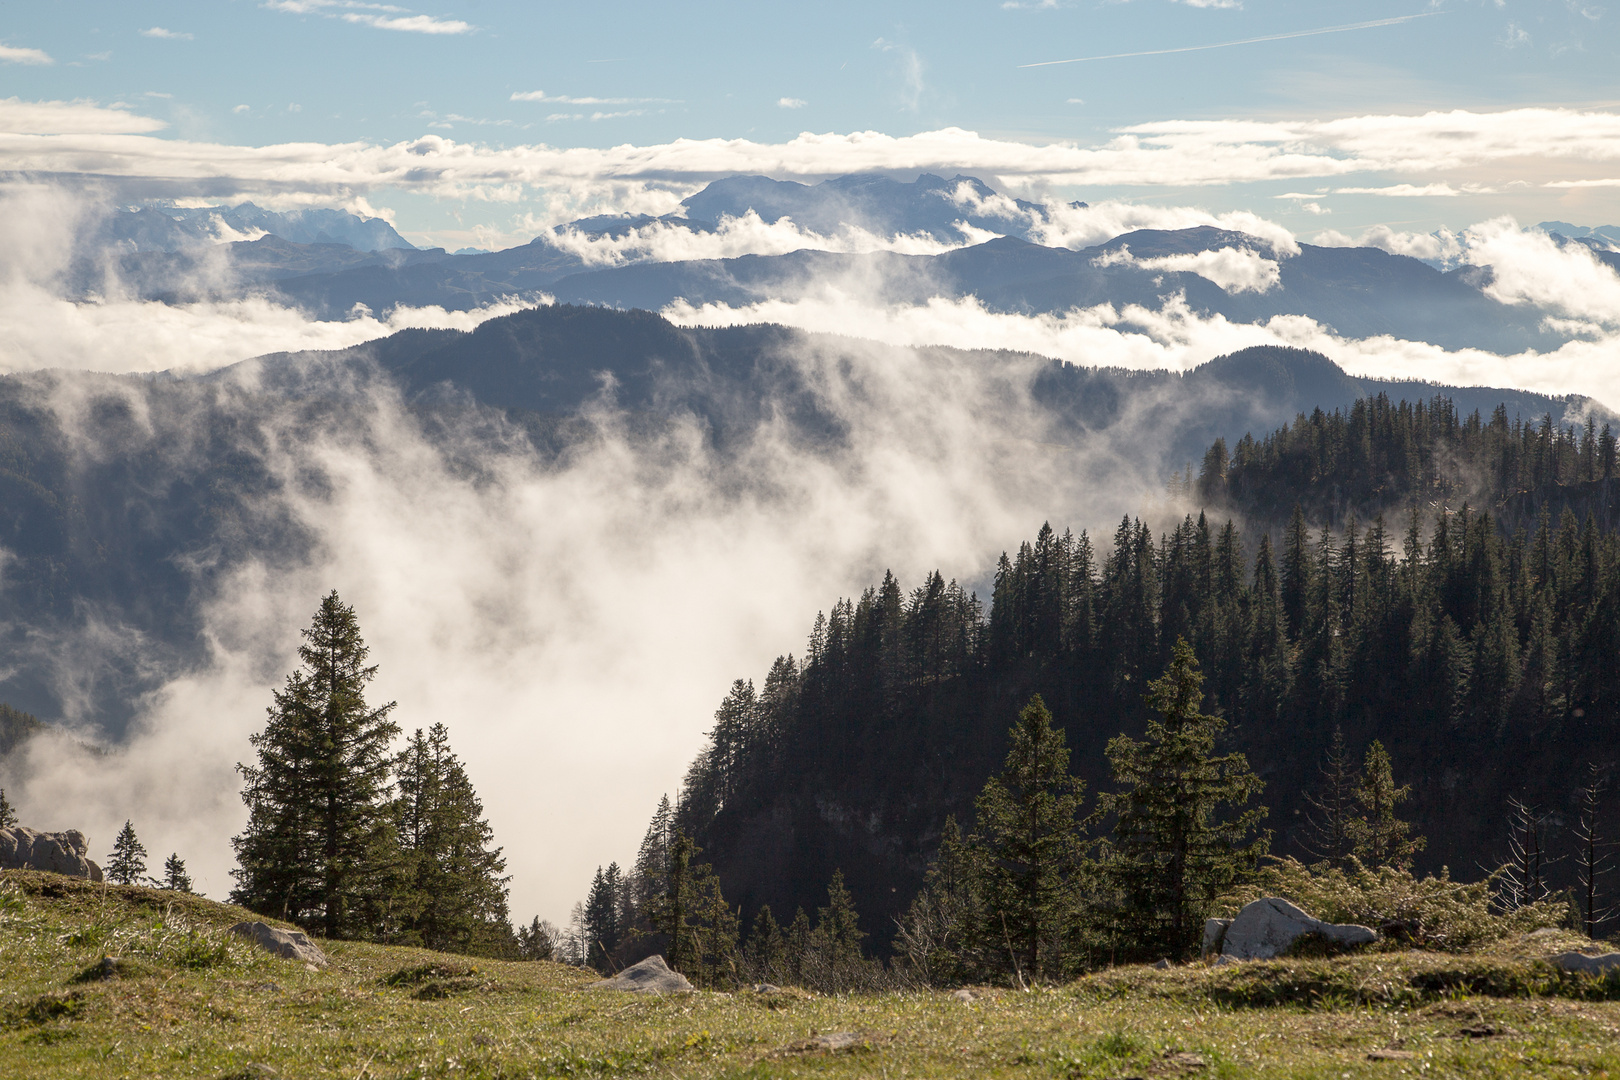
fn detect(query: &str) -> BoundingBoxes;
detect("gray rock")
[1554,951,1620,975]
[1218,897,1376,960]
[753,983,782,994]
[1154,958,1172,969]
[228,921,329,967]
[951,988,975,1002]
[588,954,693,993]
[1201,918,1231,958]
[0,826,103,881]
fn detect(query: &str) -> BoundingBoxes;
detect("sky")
[3,0,1620,248]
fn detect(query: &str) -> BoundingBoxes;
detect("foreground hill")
[4,868,1619,1078]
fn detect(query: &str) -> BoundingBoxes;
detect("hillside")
[0,303,1589,731]
[4,868,1620,1078]
[663,393,1620,945]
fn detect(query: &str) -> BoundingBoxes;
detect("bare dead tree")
[1500,798,1558,911]
[1574,765,1616,938]
[1299,725,1357,868]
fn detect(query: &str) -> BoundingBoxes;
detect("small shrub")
[23,992,84,1024]
[1222,857,1565,951]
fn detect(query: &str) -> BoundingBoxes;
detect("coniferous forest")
[578,393,1620,981]
[178,392,1620,988]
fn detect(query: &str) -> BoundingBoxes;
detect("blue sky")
[4,0,1619,246]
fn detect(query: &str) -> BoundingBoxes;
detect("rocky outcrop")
[0,827,103,881]
[1202,918,1232,958]
[588,954,694,993]
[1215,897,1376,960]
[1554,952,1620,975]
[228,921,329,967]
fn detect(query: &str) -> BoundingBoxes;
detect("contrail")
[1020,13,1443,68]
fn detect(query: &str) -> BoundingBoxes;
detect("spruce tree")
[162,853,193,893]
[743,904,788,983]
[106,820,148,886]
[0,787,15,830]
[232,591,401,938]
[642,831,737,986]
[811,869,865,973]
[965,694,1088,982]
[583,863,625,972]
[1345,740,1425,869]
[392,723,511,955]
[897,815,985,985]
[1102,639,1268,961]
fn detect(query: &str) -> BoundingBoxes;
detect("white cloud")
[550,208,977,267]
[1313,224,1465,265]
[0,97,168,135]
[2,105,1618,209]
[1331,183,1463,197]
[140,27,195,41]
[1546,178,1620,188]
[266,1,471,35]
[511,90,675,105]
[1092,244,1282,293]
[778,97,808,109]
[340,12,470,33]
[232,104,251,114]
[0,43,53,65]
[1463,216,1620,327]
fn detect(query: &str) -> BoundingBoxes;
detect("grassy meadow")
[5,869,1620,1079]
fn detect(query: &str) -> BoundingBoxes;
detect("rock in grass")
[951,988,975,1002]
[1555,951,1620,975]
[0,826,103,881]
[587,954,693,994]
[1201,918,1231,958]
[228,921,328,967]
[1218,897,1376,960]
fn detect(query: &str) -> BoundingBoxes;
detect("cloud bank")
[4,103,1619,221]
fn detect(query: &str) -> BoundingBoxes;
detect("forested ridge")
[649,393,1620,957]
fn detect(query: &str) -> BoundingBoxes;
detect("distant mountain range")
[72,177,1620,363]
[95,202,417,253]
[567,172,1064,243]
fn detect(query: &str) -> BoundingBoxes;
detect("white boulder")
[588,954,694,993]
[228,921,329,967]
[1217,897,1376,960]
[1555,952,1620,975]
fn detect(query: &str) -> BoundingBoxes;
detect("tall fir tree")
[964,694,1089,982]
[583,863,625,972]
[1345,740,1425,869]
[1102,639,1269,961]
[0,787,15,830]
[642,831,737,987]
[232,591,401,939]
[392,723,511,955]
[106,820,148,886]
